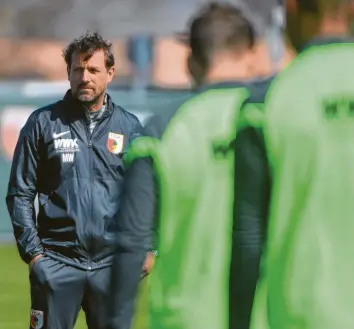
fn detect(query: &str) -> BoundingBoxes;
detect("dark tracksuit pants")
[29,255,134,329]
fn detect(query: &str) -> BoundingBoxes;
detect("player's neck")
[249,40,292,76]
[206,57,252,83]
[318,17,349,36]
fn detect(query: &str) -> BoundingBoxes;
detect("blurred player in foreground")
[248,1,354,328]
[5,32,148,329]
[106,2,289,329]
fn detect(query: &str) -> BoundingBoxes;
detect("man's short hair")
[188,2,255,69]
[63,31,115,71]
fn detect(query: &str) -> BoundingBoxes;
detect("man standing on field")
[6,31,153,329]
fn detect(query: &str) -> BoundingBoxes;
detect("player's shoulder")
[228,76,275,132]
[144,85,249,139]
[143,92,196,139]
[269,43,354,96]
[244,76,275,105]
[239,76,275,119]
[143,79,274,139]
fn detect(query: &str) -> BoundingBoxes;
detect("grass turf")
[0,244,148,329]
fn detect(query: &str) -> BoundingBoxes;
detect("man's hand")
[29,254,43,269]
[141,251,156,278]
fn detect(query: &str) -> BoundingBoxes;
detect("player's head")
[186,2,256,86]
[63,31,115,104]
[286,0,352,50]
[239,0,292,75]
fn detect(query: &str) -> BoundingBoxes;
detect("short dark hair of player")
[62,31,115,72]
[296,0,347,13]
[188,2,255,70]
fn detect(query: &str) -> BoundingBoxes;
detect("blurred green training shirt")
[254,41,354,329]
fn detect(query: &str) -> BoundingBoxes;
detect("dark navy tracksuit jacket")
[6,90,142,328]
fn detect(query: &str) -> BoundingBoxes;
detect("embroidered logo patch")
[30,310,43,329]
[107,132,124,154]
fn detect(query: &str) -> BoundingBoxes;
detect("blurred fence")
[0,1,207,38]
[0,81,192,237]
[0,37,191,88]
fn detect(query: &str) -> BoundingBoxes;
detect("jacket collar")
[63,89,114,118]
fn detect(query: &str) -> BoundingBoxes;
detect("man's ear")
[107,66,115,83]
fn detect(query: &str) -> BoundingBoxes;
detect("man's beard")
[75,89,103,105]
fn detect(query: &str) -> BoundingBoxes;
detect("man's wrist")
[29,254,43,266]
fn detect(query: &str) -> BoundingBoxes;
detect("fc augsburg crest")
[107,132,124,154]
[30,310,43,329]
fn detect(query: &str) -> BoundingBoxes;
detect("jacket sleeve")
[129,116,144,143]
[229,126,271,329]
[107,127,158,329]
[121,115,144,158]
[6,113,43,264]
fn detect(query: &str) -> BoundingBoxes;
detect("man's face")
[69,50,115,104]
